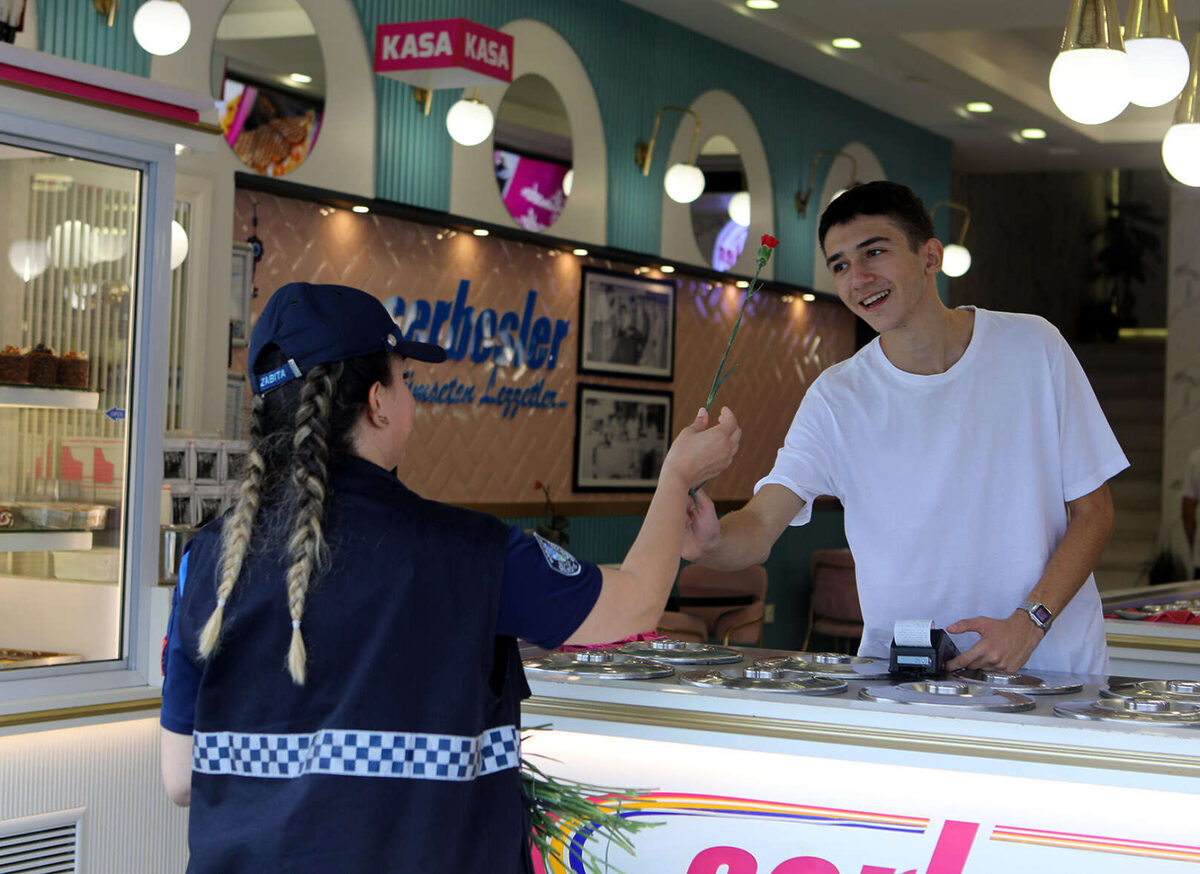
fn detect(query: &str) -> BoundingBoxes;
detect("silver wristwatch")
[1019,600,1054,632]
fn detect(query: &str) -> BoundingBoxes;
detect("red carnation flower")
[761,234,779,249]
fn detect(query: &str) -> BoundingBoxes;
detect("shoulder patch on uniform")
[532,532,582,577]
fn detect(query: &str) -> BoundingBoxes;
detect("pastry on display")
[26,343,56,386]
[58,350,90,388]
[0,345,28,384]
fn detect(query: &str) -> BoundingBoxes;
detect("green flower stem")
[704,250,768,410]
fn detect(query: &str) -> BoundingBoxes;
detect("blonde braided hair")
[197,393,268,659]
[281,362,338,684]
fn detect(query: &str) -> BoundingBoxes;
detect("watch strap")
[1019,600,1054,631]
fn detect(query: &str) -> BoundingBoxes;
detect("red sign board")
[374,18,513,89]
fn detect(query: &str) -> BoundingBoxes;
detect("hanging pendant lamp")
[1049,0,1131,124]
[1125,0,1190,107]
[1163,31,1200,186]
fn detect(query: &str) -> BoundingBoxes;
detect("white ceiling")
[620,0,1200,173]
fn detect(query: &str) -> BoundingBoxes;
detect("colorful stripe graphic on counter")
[991,825,1200,863]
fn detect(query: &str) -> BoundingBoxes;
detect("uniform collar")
[333,453,402,486]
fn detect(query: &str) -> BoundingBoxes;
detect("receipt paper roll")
[893,619,934,647]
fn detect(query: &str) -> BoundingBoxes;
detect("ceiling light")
[1020,128,1048,139]
[745,0,779,8]
[174,143,187,155]
[736,280,749,289]
[446,90,494,146]
[1162,33,1200,185]
[802,293,816,302]
[1124,0,1189,107]
[572,248,588,256]
[1049,0,1130,124]
[965,101,994,113]
[831,37,862,50]
[659,265,675,273]
[132,0,191,57]
[473,228,489,236]
[289,73,313,84]
[352,205,370,214]
[635,106,706,204]
[727,191,751,226]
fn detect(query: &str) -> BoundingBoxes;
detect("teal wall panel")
[37,0,151,77]
[352,0,952,286]
[503,509,848,651]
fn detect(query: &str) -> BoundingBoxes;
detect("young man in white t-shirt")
[683,181,1128,676]
[1183,448,1200,578]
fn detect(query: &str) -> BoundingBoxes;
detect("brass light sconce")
[93,0,119,27]
[795,150,858,217]
[931,200,972,277]
[635,106,705,204]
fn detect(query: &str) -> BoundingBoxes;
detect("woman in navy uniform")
[159,282,740,873]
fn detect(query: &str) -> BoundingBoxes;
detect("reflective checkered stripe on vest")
[192,725,520,780]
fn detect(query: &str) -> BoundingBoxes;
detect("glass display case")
[0,138,141,670]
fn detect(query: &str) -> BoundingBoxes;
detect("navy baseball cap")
[248,282,447,394]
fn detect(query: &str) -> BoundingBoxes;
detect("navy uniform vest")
[176,456,532,874]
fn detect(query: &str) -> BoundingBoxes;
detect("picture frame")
[230,241,255,348]
[578,267,675,380]
[573,383,673,492]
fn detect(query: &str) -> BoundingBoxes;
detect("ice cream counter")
[519,643,1200,874]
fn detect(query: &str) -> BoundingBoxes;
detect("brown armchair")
[803,548,863,653]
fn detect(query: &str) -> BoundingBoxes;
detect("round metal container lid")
[1054,696,1200,726]
[859,680,1035,712]
[618,639,744,664]
[755,652,891,679]
[678,667,847,695]
[953,668,1084,695]
[523,651,675,679]
[1100,679,1200,703]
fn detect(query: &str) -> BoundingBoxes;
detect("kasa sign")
[374,18,513,89]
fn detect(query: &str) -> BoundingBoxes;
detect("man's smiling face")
[823,215,941,333]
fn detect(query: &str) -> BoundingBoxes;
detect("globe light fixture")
[1049,0,1130,124]
[47,220,95,269]
[562,169,574,197]
[170,220,189,270]
[727,191,751,226]
[132,0,192,57]
[1124,0,1190,107]
[635,105,706,204]
[1162,32,1200,186]
[932,201,973,278]
[795,150,858,217]
[446,91,494,146]
[7,240,49,282]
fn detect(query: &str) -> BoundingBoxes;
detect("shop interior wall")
[232,187,855,647]
[948,168,1170,340]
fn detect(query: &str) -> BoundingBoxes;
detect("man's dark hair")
[818,180,936,253]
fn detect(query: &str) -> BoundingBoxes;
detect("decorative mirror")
[211,0,325,177]
[689,136,748,272]
[493,74,572,232]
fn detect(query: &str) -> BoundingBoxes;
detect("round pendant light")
[663,162,705,204]
[170,220,189,270]
[446,97,494,147]
[1049,0,1130,124]
[1125,0,1189,107]
[132,0,192,57]
[727,191,751,226]
[1163,32,1200,186]
[8,240,49,282]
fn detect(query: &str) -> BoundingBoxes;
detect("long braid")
[198,393,268,659]
[283,362,339,684]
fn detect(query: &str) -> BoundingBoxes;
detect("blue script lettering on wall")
[386,280,571,418]
[386,280,570,369]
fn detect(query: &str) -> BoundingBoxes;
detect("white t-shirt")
[1184,448,1200,573]
[757,308,1129,675]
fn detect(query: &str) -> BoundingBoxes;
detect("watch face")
[1031,604,1052,625]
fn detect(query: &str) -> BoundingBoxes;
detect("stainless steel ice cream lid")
[1100,679,1200,703]
[953,668,1084,695]
[523,651,675,679]
[859,680,1036,712]
[755,652,891,679]
[618,639,744,664]
[1054,696,1200,726]
[678,667,847,695]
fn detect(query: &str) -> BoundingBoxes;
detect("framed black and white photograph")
[573,384,673,492]
[578,267,675,380]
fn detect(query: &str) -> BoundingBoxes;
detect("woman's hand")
[662,407,741,489]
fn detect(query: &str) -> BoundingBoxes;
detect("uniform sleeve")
[753,382,839,526]
[1048,328,1130,501]
[496,526,602,650]
[160,550,201,735]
